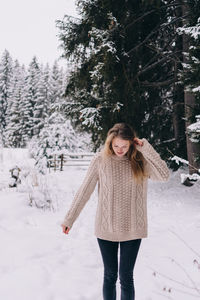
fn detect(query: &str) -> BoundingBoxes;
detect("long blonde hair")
[103,123,147,182]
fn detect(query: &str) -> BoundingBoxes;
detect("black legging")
[97,238,142,300]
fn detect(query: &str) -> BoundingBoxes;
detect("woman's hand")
[133,137,143,147]
[61,224,70,234]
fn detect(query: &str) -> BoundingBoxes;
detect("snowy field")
[0,148,200,300]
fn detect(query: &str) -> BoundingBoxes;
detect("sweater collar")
[110,154,129,161]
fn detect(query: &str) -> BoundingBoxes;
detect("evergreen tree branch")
[137,56,173,78]
[166,148,200,172]
[137,36,177,75]
[140,79,175,87]
[124,2,185,32]
[127,14,189,56]
[124,9,156,31]
[146,45,183,64]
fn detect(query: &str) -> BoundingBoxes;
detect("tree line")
[0,50,67,148]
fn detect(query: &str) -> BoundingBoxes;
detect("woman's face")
[112,137,130,157]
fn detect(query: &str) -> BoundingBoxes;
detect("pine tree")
[4,60,25,147]
[56,0,185,152]
[33,65,49,136]
[50,61,65,109]
[0,50,13,145]
[43,63,52,117]
[23,56,40,141]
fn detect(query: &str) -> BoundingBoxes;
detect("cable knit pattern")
[135,183,145,230]
[100,159,109,231]
[62,138,170,241]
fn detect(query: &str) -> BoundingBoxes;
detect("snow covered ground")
[0,148,200,300]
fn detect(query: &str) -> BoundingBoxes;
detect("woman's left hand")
[133,137,143,147]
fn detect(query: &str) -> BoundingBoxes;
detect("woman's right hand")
[61,224,70,234]
[133,137,143,147]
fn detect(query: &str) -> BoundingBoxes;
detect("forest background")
[1,0,200,175]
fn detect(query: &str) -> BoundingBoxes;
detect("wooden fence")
[47,152,94,172]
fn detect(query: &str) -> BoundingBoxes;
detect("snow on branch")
[79,107,102,129]
[192,86,200,93]
[89,26,117,55]
[170,155,189,165]
[187,116,200,143]
[181,173,200,184]
[177,17,200,39]
[170,155,200,186]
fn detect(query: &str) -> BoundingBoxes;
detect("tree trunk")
[172,3,186,158]
[184,91,200,173]
[182,3,200,174]
[172,62,186,158]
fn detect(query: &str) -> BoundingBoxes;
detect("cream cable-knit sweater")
[62,138,170,241]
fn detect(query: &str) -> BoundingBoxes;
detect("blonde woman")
[61,123,170,300]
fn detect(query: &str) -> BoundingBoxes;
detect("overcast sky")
[0,0,78,67]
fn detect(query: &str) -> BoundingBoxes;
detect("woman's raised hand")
[133,137,144,147]
[61,224,70,234]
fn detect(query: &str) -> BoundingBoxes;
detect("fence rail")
[47,152,95,172]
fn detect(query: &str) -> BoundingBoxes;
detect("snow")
[187,116,200,144]
[192,86,200,93]
[80,107,102,129]
[0,148,200,300]
[181,173,200,183]
[188,120,200,133]
[177,19,200,40]
[171,155,189,165]
[88,27,118,57]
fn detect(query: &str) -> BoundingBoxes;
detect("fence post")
[48,161,51,173]
[54,154,56,172]
[60,154,64,171]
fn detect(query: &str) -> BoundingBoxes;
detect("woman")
[61,123,170,300]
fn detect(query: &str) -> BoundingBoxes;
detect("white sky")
[0,0,78,67]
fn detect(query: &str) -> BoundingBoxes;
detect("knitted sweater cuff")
[62,217,73,229]
[136,138,170,181]
[135,138,153,155]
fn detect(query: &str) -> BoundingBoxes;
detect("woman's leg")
[97,238,119,300]
[119,239,142,300]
